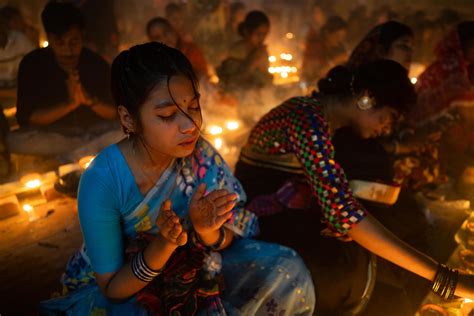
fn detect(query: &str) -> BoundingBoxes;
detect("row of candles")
[0,155,95,222]
[266,44,425,87]
[267,52,300,85]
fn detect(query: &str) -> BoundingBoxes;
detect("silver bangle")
[131,251,163,282]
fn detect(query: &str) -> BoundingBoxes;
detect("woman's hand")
[321,227,353,242]
[155,200,187,246]
[189,183,237,236]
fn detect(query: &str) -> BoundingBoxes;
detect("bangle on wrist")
[131,250,164,283]
[431,263,458,300]
[192,227,226,250]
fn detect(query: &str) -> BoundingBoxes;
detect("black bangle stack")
[131,251,163,283]
[432,263,459,300]
[192,227,227,250]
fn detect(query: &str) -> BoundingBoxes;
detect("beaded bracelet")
[131,251,164,283]
[192,227,227,251]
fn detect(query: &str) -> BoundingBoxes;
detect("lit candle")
[225,120,240,131]
[214,138,223,150]
[22,203,39,222]
[207,125,223,135]
[20,173,42,189]
[42,40,49,48]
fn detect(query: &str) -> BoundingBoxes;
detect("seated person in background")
[412,21,474,182]
[302,15,349,86]
[165,2,192,42]
[217,10,273,92]
[0,6,35,88]
[0,5,39,47]
[225,2,246,52]
[7,1,120,161]
[147,17,209,80]
[345,21,441,191]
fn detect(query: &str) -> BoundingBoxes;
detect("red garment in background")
[411,29,474,126]
[177,39,209,80]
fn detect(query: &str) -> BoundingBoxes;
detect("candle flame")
[214,138,223,150]
[268,56,277,63]
[411,77,417,84]
[25,179,41,189]
[23,204,33,212]
[208,125,223,135]
[21,173,42,189]
[42,41,49,48]
[225,120,240,130]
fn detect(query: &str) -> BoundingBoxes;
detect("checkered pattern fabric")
[247,96,367,234]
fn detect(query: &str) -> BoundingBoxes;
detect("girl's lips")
[178,137,197,146]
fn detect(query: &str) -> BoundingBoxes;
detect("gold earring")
[124,126,133,139]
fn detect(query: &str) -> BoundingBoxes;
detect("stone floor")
[0,197,82,315]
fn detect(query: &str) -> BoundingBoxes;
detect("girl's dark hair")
[458,21,474,51]
[238,10,270,37]
[41,1,85,36]
[317,59,416,114]
[111,42,200,132]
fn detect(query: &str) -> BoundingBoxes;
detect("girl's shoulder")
[80,144,126,191]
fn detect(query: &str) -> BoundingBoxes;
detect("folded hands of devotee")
[66,71,95,108]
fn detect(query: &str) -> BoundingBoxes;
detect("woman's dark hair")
[318,59,416,114]
[320,16,347,37]
[41,1,85,36]
[111,42,201,133]
[374,21,413,53]
[347,21,413,69]
[146,17,174,37]
[238,10,270,37]
[458,21,474,51]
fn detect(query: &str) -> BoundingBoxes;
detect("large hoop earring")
[357,92,375,111]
